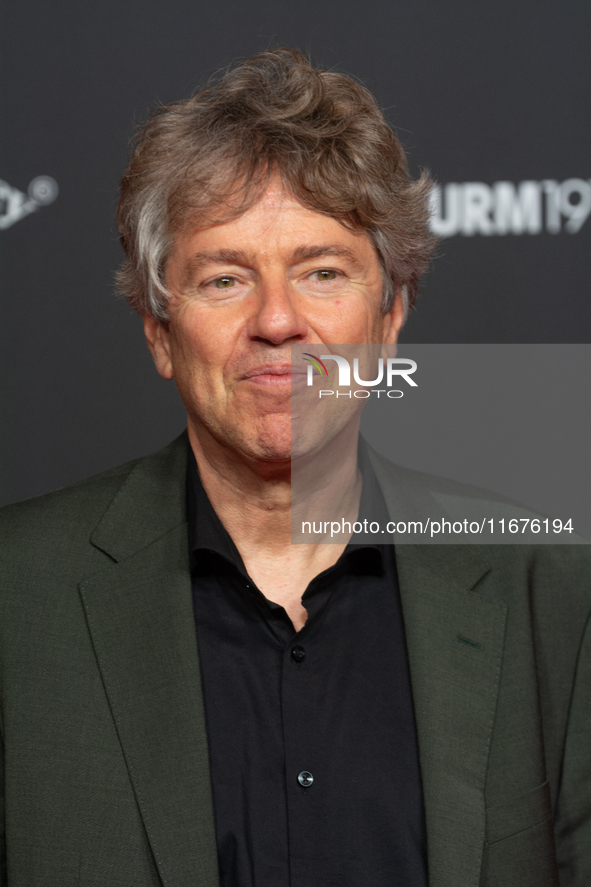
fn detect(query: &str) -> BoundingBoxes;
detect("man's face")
[144,176,403,465]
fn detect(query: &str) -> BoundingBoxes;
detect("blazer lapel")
[369,448,508,887]
[79,434,219,887]
[396,546,507,887]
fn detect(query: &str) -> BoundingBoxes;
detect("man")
[0,49,589,887]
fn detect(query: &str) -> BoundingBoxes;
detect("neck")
[188,418,361,547]
[187,417,362,631]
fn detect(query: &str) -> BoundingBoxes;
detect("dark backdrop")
[2,1,590,506]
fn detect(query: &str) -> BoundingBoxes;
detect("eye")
[214,276,236,289]
[315,269,338,281]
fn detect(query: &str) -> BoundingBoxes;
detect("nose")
[247,277,308,345]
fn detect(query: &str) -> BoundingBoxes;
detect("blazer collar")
[90,431,190,562]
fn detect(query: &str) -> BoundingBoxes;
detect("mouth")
[241,365,308,387]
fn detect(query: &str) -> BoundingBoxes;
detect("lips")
[239,365,309,394]
[241,365,307,381]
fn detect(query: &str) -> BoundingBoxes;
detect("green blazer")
[0,432,590,886]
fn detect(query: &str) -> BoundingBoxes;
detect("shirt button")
[291,645,306,663]
[298,771,314,787]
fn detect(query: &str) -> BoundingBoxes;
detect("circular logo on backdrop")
[0,175,59,230]
[28,176,59,207]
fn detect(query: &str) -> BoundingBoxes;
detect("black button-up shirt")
[187,446,428,887]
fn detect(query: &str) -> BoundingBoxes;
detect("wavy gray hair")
[116,49,436,322]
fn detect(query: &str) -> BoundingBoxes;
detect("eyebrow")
[180,250,251,289]
[291,244,365,272]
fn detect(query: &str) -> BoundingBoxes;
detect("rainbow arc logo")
[302,353,328,376]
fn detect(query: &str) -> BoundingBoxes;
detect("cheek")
[169,308,236,389]
[321,300,375,341]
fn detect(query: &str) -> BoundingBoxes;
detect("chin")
[231,415,293,465]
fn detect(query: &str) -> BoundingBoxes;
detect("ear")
[381,287,405,346]
[143,315,174,380]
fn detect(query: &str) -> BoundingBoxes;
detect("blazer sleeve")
[555,609,591,887]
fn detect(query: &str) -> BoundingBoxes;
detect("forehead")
[171,176,379,267]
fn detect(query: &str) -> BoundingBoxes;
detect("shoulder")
[0,460,137,567]
[0,432,189,570]
[366,443,540,513]
[366,442,591,606]
[368,441,590,541]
